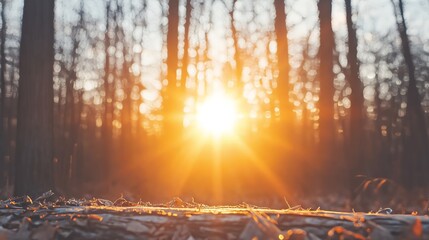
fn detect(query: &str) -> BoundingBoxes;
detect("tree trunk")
[180,0,191,97]
[62,75,74,190]
[274,0,292,122]
[392,0,429,188]
[120,58,132,159]
[74,90,84,186]
[102,1,113,179]
[117,1,133,166]
[15,0,55,196]
[1,205,428,240]
[317,0,335,183]
[0,0,7,187]
[230,0,243,97]
[163,0,180,134]
[5,59,16,188]
[345,0,364,189]
[68,2,85,191]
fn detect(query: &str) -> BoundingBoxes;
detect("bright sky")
[6,0,428,38]
[3,0,428,124]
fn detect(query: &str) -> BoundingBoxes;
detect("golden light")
[195,93,238,136]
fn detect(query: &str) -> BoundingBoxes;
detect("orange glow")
[195,93,238,136]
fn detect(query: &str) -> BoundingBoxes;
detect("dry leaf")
[281,229,308,240]
[87,214,103,222]
[412,219,423,238]
[166,197,187,208]
[114,197,136,207]
[96,199,114,206]
[328,226,366,240]
[35,190,55,202]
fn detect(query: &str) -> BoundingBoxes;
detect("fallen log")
[1,205,428,239]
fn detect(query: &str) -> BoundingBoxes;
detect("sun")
[196,93,238,136]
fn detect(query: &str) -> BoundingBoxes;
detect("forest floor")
[0,191,428,240]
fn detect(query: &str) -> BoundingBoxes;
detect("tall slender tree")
[274,0,292,122]
[0,0,7,187]
[392,0,429,187]
[180,0,192,96]
[61,1,85,190]
[229,0,243,94]
[345,0,364,185]
[102,1,113,177]
[163,0,180,133]
[317,0,335,178]
[15,0,55,196]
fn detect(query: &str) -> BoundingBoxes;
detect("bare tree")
[274,0,292,121]
[229,0,243,95]
[345,0,364,185]
[0,0,6,187]
[180,0,192,97]
[117,0,136,162]
[102,1,113,177]
[15,0,55,196]
[392,0,429,187]
[163,0,180,133]
[317,0,335,162]
[60,1,85,190]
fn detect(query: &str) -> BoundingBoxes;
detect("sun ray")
[170,131,209,196]
[212,139,223,203]
[230,134,289,196]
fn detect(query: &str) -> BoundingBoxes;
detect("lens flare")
[196,93,238,136]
